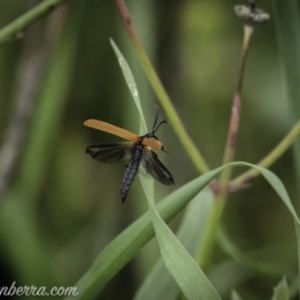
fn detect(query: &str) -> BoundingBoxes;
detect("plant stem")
[197,24,255,269]
[0,0,69,44]
[230,119,300,191]
[219,24,254,191]
[197,195,225,269]
[114,0,210,174]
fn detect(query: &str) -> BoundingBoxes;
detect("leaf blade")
[134,189,214,300]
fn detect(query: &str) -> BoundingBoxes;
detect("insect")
[84,108,175,202]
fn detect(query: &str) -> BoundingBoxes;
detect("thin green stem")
[230,119,300,191]
[197,196,225,269]
[199,21,300,268]
[0,0,69,44]
[114,0,210,174]
[197,25,255,269]
[219,25,254,192]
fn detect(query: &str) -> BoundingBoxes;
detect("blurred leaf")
[236,163,300,297]
[271,0,300,195]
[271,3,300,287]
[208,260,252,297]
[218,228,294,280]
[271,278,289,300]
[0,190,51,286]
[0,0,83,286]
[288,275,299,299]
[19,1,83,207]
[134,189,214,300]
[231,290,243,300]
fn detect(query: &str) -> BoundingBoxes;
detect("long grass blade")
[64,169,223,300]
[134,189,214,300]
[65,161,300,300]
[110,38,147,133]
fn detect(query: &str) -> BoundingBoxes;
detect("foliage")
[0,0,299,299]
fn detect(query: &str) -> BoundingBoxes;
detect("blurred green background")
[0,0,298,299]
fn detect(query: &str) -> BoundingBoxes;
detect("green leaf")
[271,278,289,300]
[232,163,300,297]
[65,172,220,300]
[66,161,300,300]
[19,5,83,206]
[139,168,223,300]
[134,189,214,300]
[271,0,300,197]
[142,162,300,300]
[110,38,147,133]
[149,199,221,300]
[0,2,83,287]
[271,6,300,290]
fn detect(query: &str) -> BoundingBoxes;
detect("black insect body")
[120,143,143,202]
[85,109,175,202]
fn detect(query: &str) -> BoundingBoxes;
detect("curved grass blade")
[150,206,220,300]
[227,162,300,297]
[139,159,221,299]
[147,192,221,300]
[64,170,221,300]
[134,189,214,300]
[141,162,300,300]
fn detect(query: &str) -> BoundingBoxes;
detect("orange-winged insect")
[84,108,175,202]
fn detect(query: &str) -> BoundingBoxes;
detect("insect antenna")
[151,105,160,133]
[151,105,169,134]
[153,120,168,134]
[149,105,170,153]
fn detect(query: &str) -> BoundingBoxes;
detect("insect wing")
[86,142,132,163]
[84,120,164,150]
[141,148,175,185]
[84,119,139,142]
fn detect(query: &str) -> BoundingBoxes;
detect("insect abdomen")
[120,145,143,202]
